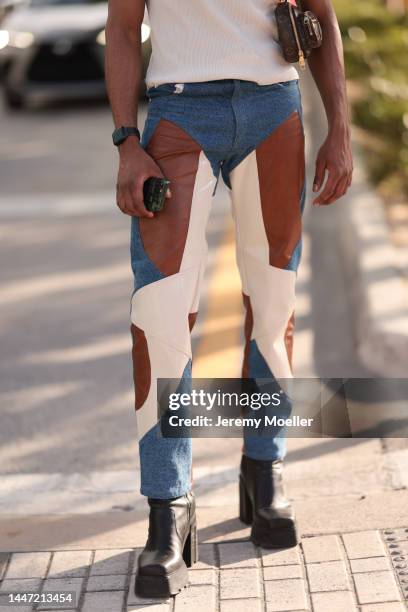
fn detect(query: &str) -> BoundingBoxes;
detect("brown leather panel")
[131,323,151,411]
[256,111,305,269]
[141,119,202,277]
[188,312,198,332]
[242,293,254,378]
[284,312,295,373]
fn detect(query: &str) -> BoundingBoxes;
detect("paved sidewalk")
[1,530,408,611]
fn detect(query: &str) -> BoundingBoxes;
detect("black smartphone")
[143,177,170,213]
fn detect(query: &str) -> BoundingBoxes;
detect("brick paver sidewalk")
[1,529,408,611]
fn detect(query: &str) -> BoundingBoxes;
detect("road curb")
[339,143,408,377]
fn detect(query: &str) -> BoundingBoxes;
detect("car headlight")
[96,29,106,46]
[0,30,35,49]
[96,23,150,46]
[0,30,10,50]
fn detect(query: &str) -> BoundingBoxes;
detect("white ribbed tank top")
[145,0,298,88]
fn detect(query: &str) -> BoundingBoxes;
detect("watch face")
[113,127,125,146]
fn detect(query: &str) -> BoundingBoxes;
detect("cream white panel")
[230,151,269,260]
[230,151,268,294]
[256,333,293,380]
[244,253,296,338]
[131,266,199,358]
[180,152,216,272]
[136,334,190,439]
[190,258,206,315]
[245,253,295,378]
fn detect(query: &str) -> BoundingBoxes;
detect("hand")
[312,126,353,206]
[116,137,171,217]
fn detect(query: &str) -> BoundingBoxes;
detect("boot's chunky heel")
[183,521,198,567]
[251,519,298,549]
[135,492,197,598]
[239,476,253,525]
[239,456,298,549]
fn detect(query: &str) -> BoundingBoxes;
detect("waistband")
[146,78,299,99]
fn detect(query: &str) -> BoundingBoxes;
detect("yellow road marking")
[193,217,243,378]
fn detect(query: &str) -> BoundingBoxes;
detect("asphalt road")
[0,95,139,474]
[0,97,117,195]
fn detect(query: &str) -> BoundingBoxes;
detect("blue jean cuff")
[140,483,191,499]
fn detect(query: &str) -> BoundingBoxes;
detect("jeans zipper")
[212,162,224,197]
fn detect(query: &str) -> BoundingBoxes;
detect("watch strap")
[112,126,141,147]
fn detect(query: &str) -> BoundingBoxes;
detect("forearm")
[105,20,142,128]
[303,1,350,134]
[105,2,165,218]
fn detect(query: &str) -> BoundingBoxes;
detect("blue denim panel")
[141,113,162,151]
[139,423,192,498]
[139,360,193,499]
[286,239,303,274]
[130,217,165,293]
[130,109,186,295]
[243,339,290,461]
[285,184,307,272]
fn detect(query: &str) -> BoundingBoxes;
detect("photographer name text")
[167,415,314,429]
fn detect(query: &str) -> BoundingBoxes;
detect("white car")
[0,0,151,109]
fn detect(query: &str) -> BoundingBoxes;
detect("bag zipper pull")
[287,1,307,70]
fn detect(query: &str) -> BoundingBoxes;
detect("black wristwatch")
[112,126,141,147]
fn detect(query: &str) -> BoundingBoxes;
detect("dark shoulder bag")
[275,0,323,69]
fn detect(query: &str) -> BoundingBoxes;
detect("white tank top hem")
[145,0,299,89]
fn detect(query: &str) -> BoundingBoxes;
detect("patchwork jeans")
[130,79,305,498]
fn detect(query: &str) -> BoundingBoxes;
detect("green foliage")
[333,0,408,195]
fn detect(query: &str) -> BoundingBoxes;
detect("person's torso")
[145,0,298,88]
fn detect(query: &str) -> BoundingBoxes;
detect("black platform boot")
[135,491,198,598]
[239,455,298,549]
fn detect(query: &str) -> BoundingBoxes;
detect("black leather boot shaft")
[239,455,298,548]
[135,491,198,597]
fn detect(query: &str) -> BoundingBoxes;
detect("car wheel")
[4,88,25,110]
